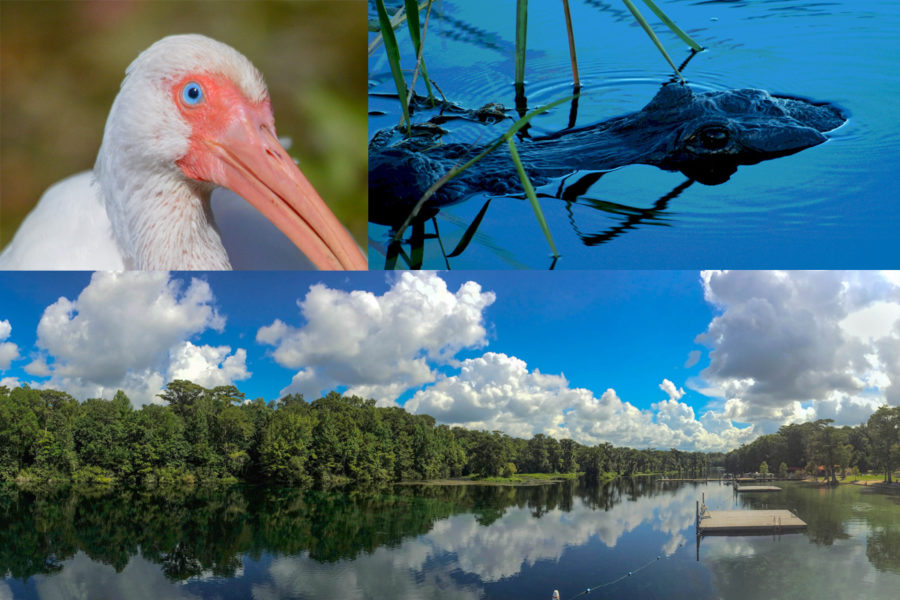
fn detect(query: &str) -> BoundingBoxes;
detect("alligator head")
[639,85,846,184]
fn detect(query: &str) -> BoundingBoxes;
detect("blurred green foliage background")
[0,0,367,253]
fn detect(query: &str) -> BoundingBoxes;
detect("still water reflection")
[1,479,898,599]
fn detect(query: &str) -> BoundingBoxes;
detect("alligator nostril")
[699,127,729,149]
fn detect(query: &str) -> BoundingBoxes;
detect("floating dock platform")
[735,485,782,492]
[697,509,806,535]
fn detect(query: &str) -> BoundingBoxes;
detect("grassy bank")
[798,471,900,487]
[844,472,900,485]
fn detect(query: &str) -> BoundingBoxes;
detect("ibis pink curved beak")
[178,87,367,270]
[211,115,366,270]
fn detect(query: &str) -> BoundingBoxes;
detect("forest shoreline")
[4,382,898,492]
[397,472,585,487]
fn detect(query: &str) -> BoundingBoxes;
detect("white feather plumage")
[0,34,309,270]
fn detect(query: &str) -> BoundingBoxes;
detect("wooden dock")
[735,485,782,492]
[697,509,806,535]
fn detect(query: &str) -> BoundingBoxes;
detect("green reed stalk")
[404,0,435,102]
[368,4,404,55]
[515,0,528,89]
[508,137,558,257]
[392,95,574,244]
[369,1,433,55]
[641,0,703,51]
[562,0,580,88]
[375,0,411,131]
[447,199,492,258]
[621,0,684,81]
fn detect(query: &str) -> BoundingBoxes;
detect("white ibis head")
[94,34,366,270]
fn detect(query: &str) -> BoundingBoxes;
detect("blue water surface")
[5,480,899,599]
[368,0,900,269]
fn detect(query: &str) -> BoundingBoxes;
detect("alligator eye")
[698,126,729,149]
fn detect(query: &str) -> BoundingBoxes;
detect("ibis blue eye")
[181,82,204,105]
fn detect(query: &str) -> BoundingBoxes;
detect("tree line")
[0,381,710,487]
[723,406,900,484]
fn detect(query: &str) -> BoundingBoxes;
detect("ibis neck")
[98,166,232,270]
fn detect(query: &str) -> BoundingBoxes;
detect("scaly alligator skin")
[369,84,845,226]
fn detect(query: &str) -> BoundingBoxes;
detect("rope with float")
[562,542,683,600]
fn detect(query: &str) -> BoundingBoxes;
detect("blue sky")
[0,270,713,407]
[2,270,898,451]
[437,270,714,402]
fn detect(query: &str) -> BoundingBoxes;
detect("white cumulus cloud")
[0,319,19,370]
[24,356,51,377]
[659,378,685,401]
[257,272,496,403]
[167,342,250,389]
[29,272,241,405]
[406,352,753,451]
[695,270,900,427]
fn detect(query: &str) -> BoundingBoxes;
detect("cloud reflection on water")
[15,481,899,599]
[249,482,709,598]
